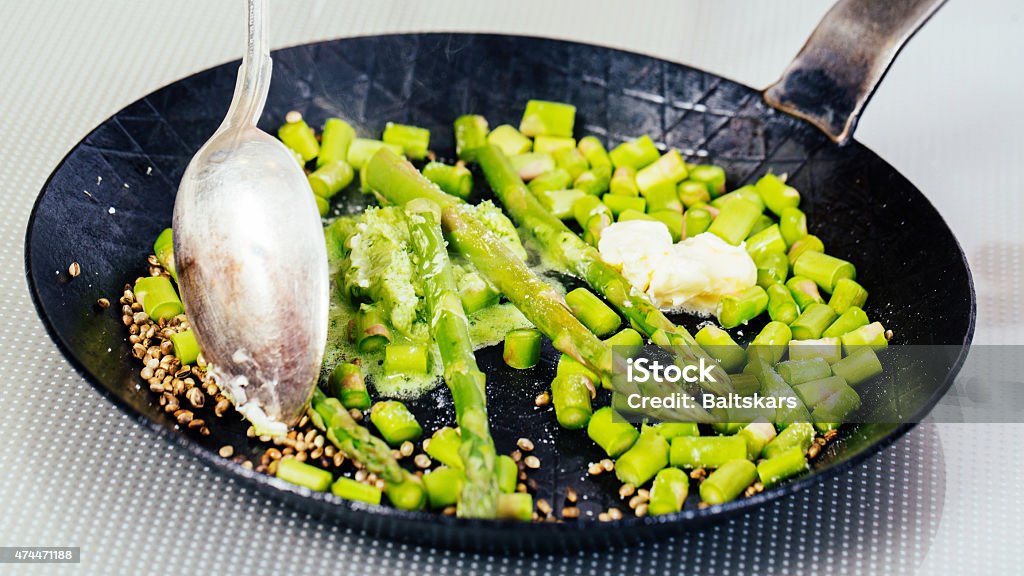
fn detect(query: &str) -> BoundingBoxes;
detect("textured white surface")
[1,1,1021,574]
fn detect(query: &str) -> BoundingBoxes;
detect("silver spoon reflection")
[172,0,328,435]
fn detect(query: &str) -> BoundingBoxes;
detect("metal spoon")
[172,0,328,435]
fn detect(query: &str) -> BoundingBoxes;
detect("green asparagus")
[276,458,332,492]
[310,389,426,510]
[317,118,356,168]
[405,200,499,518]
[383,122,430,160]
[587,406,640,457]
[551,372,594,429]
[454,115,489,161]
[503,328,543,369]
[469,145,729,388]
[699,459,757,505]
[648,468,689,515]
[616,426,670,487]
[822,306,870,338]
[328,362,372,410]
[364,148,615,378]
[153,228,177,282]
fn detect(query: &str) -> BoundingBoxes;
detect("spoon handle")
[222,0,271,131]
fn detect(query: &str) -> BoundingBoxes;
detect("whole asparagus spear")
[309,389,426,510]
[404,199,498,518]
[472,144,731,393]
[365,147,614,378]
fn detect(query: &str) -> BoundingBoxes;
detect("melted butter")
[320,221,534,400]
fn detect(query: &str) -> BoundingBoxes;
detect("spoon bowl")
[171,0,328,434]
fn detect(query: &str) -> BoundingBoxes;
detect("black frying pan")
[25,0,973,552]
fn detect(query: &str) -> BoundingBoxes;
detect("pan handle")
[763,0,946,145]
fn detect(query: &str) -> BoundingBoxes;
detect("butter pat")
[597,220,673,291]
[598,221,757,316]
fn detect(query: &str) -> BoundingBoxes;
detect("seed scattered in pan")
[536,499,552,516]
[510,449,522,462]
[600,458,614,472]
[399,441,414,458]
[636,489,650,501]
[565,487,578,503]
[607,507,623,521]
[690,468,706,481]
[807,443,821,459]
[515,483,527,493]
[285,110,303,124]
[534,391,550,407]
[561,506,580,519]
[523,455,540,469]
[619,483,636,499]
[173,410,193,425]
[241,461,253,470]
[68,262,81,278]
[219,445,234,458]
[215,398,231,418]
[628,495,644,509]
[96,297,110,309]
[597,512,611,522]
[588,462,604,476]
[187,418,205,430]
[186,387,205,409]
[516,438,534,452]
[442,506,456,516]
[634,503,648,518]
[414,454,432,469]
[885,329,894,341]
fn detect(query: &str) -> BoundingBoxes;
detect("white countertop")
[1,1,1020,574]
